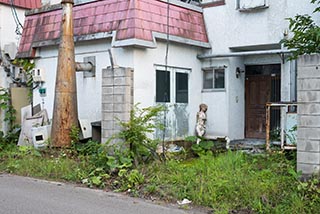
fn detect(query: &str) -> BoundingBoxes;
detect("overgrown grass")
[1,103,319,213]
[1,144,319,213]
[140,151,320,213]
[0,145,91,182]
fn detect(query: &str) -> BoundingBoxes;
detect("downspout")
[51,0,77,147]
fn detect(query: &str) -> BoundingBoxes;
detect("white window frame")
[236,0,269,10]
[154,65,191,104]
[201,0,224,3]
[202,67,226,92]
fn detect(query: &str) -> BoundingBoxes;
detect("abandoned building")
[16,0,316,141]
[0,0,317,175]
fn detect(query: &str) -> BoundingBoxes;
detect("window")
[203,68,225,89]
[155,67,189,103]
[236,0,267,10]
[201,0,226,8]
[156,70,170,102]
[176,73,188,103]
[179,0,201,5]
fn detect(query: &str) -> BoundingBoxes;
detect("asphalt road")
[0,174,204,214]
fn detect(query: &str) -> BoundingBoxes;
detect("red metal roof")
[18,0,209,57]
[0,0,41,9]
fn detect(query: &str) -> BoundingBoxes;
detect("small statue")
[196,103,208,144]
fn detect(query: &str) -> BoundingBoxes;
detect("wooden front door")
[245,75,271,138]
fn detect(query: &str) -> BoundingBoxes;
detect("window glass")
[203,68,225,89]
[214,69,225,89]
[203,70,214,89]
[176,73,188,103]
[156,70,170,102]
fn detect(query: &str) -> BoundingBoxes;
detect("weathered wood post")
[51,0,78,147]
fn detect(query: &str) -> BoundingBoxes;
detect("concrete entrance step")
[229,139,266,149]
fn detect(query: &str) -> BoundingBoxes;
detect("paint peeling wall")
[133,42,204,140]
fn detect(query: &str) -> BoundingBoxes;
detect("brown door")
[245,75,271,138]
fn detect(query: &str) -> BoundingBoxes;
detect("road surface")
[0,174,204,214]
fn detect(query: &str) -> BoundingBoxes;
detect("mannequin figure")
[196,103,208,144]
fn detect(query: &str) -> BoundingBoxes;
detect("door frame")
[244,64,281,139]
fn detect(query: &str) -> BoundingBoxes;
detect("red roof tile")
[18,0,209,57]
[0,0,41,9]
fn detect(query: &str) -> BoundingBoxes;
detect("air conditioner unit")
[3,43,17,60]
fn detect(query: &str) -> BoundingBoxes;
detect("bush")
[117,104,165,165]
[191,140,214,156]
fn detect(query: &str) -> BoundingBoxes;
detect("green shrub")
[117,104,165,165]
[191,140,214,156]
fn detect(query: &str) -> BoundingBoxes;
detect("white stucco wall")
[203,0,317,53]
[0,5,25,52]
[0,4,27,132]
[0,4,26,89]
[200,58,230,136]
[227,57,245,139]
[200,0,317,140]
[75,41,134,122]
[28,0,319,141]
[33,39,135,123]
[33,38,205,140]
[133,42,204,138]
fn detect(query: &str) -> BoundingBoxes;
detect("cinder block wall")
[101,67,133,144]
[297,54,320,178]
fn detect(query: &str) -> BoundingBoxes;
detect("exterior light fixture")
[236,67,244,78]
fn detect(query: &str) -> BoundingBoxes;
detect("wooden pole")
[51,0,77,147]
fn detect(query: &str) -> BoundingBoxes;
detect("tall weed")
[117,104,165,165]
[142,151,318,213]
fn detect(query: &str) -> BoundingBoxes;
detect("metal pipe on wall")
[197,49,293,59]
[51,0,78,147]
[75,62,93,71]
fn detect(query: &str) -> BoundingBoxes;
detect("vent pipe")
[51,0,78,147]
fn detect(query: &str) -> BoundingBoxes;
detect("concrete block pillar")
[101,67,133,144]
[297,54,320,178]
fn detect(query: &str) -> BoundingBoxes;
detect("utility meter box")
[32,68,45,83]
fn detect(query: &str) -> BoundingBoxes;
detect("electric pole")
[51,0,78,147]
